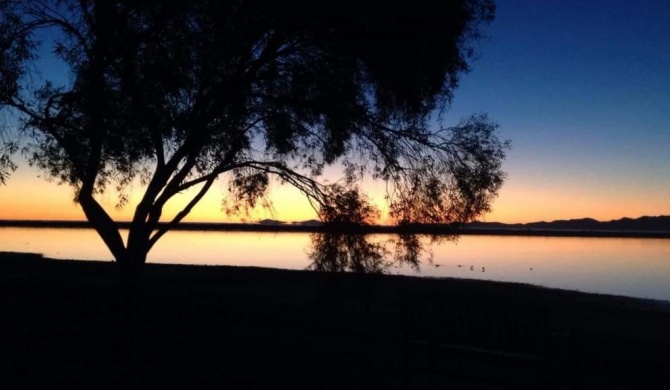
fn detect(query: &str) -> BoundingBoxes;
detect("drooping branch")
[245,160,328,205]
[146,157,329,244]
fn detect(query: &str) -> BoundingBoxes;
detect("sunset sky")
[1,0,669,224]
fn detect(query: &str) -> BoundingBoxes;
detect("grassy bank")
[1,251,669,389]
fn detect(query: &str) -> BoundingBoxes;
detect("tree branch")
[19,12,92,57]
[6,97,85,176]
[78,193,126,261]
[148,174,216,249]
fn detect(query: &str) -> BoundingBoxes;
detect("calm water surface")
[1,227,669,302]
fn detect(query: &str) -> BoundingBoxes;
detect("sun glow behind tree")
[0,0,508,277]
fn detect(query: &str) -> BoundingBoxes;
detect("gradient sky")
[1,0,669,223]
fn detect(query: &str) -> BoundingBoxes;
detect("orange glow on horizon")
[1,166,668,224]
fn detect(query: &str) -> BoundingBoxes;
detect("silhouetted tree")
[0,0,507,277]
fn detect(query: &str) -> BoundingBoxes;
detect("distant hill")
[257,219,286,226]
[469,215,670,232]
[291,219,323,226]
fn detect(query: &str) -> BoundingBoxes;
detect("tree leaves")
[1,0,507,266]
[0,142,17,185]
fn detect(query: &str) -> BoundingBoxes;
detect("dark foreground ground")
[1,252,669,389]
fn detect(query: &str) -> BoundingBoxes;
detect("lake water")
[1,227,669,302]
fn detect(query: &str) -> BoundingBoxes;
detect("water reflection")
[307,232,454,274]
[307,233,393,273]
[392,233,437,270]
[2,227,670,301]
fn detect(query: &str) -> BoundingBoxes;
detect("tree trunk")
[118,219,153,283]
[117,244,148,289]
[79,194,151,287]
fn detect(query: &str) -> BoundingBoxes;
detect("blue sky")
[1,0,669,223]
[443,0,670,221]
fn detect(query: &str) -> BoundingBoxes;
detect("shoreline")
[4,249,670,305]
[2,219,670,238]
[2,251,670,388]
[2,250,668,309]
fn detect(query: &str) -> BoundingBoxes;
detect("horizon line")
[1,214,669,226]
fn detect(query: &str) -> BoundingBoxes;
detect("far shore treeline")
[2,215,669,238]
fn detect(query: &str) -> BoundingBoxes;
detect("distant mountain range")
[467,215,670,232]
[285,215,670,232]
[283,215,670,237]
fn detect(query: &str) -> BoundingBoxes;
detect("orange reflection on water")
[1,227,669,301]
[148,231,311,268]
[0,227,113,260]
